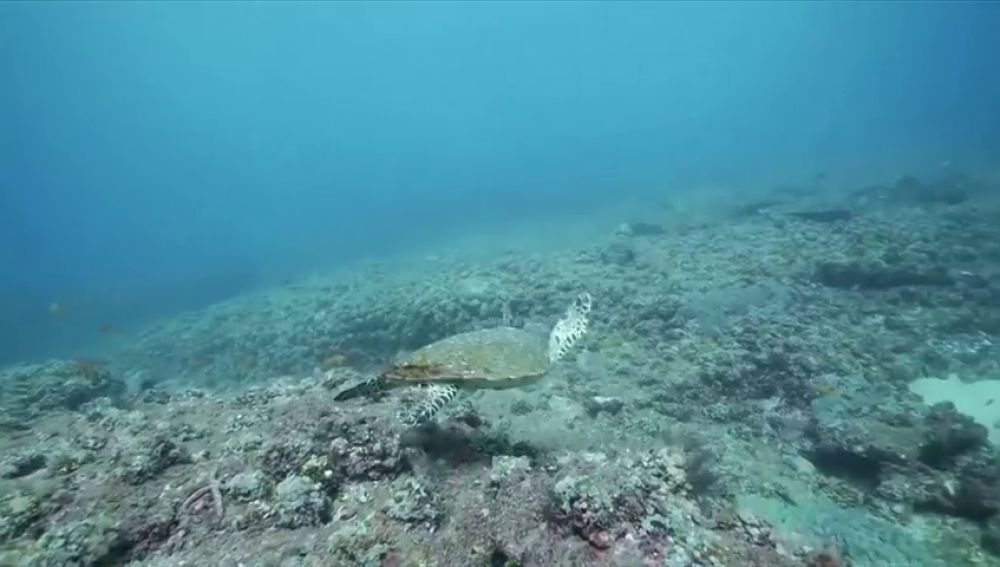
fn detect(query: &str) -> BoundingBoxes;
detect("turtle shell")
[381,327,549,390]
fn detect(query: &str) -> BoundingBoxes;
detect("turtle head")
[547,292,592,363]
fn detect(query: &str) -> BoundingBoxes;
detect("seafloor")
[2,171,1000,567]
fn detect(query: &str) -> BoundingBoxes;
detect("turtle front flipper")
[547,292,592,363]
[396,384,459,426]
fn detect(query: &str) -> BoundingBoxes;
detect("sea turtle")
[335,292,592,425]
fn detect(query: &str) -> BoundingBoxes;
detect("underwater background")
[2,2,1000,566]
[3,1,998,364]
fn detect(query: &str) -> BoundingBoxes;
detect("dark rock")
[261,438,316,481]
[584,529,612,549]
[917,475,1000,521]
[120,436,192,485]
[0,451,46,478]
[815,261,954,290]
[893,174,968,206]
[275,476,332,528]
[600,240,636,266]
[732,200,786,217]
[957,271,990,288]
[584,396,624,417]
[628,222,666,236]
[327,423,407,479]
[383,476,441,528]
[982,516,1000,556]
[226,470,273,502]
[0,491,45,542]
[0,360,126,423]
[919,403,988,467]
[28,516,130,566]
[786,210,854,223]
[400,423,500,465]
[489,548,520,567]
[806,414,922,489]
[119,502,177,560]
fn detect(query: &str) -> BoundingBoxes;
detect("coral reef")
[1,169,1000,565]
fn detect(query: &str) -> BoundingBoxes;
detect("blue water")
[2,2,998,363]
